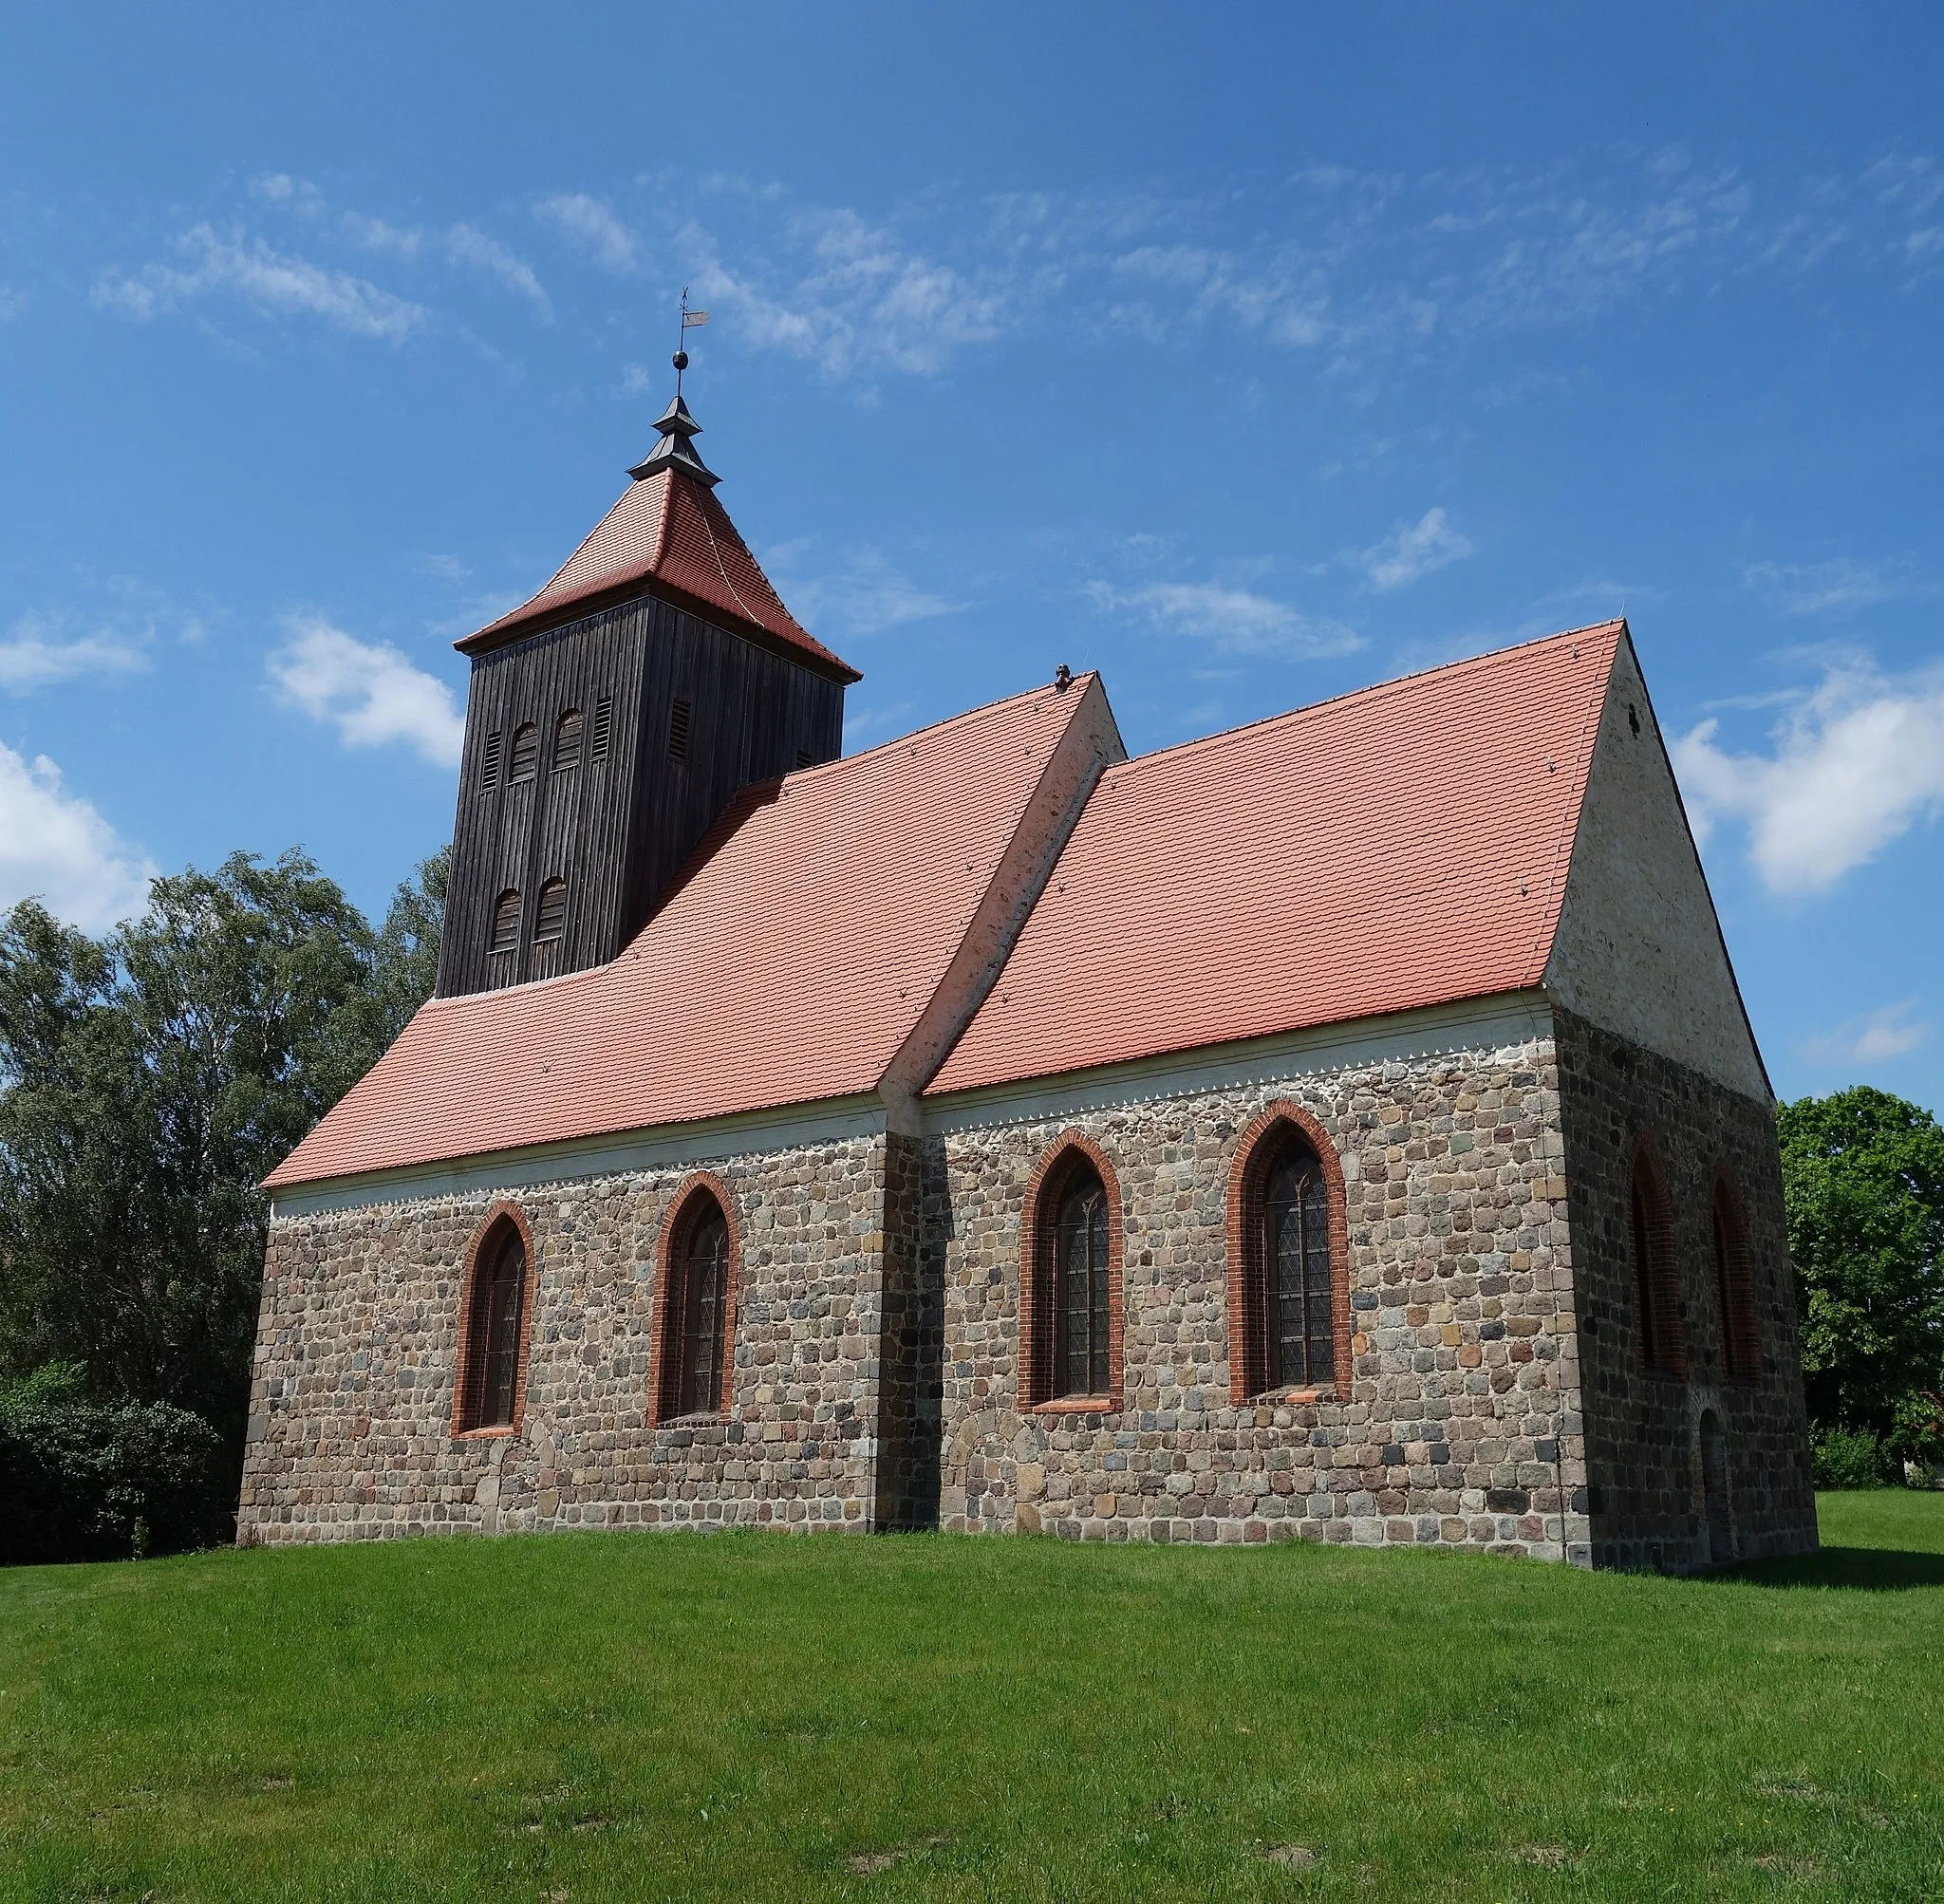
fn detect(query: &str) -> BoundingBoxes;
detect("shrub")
[1810,1425,1890,1491]
[0,1364,234,1564]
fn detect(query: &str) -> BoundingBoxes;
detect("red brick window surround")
[650,1175,743,1426]
[1629,1136,1687,1378]
[451,1204,538,1438]
[1710,1168,1760,1385]
[1225,1101,1352,1406]
[1019,1134,1124,1412]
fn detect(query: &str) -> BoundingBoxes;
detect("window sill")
[1032,1397,1117,1415]
[1253,1387,1337,1407]
[654,1411,730,1428]
[454,1425,518,1442]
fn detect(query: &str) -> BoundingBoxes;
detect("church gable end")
[1543,630,1769,1102]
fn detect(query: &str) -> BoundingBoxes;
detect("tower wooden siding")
[438,591,845,998]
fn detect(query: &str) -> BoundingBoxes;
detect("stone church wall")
[237,1134,889,1544]
[929,1036,1594,1562]
[1553,1007,1817,1571]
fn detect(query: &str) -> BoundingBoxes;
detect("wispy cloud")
[536,193,639,271]
[1672,659,1944,894]
[444,224,551,318]
[1802,999,1932,1068]
[1087,579,1361,660]
[0,742,155,932]
[93,224,426,340]
[1357,507,1473,591]
[0,614,150,692]
[1743,556,1934,616]
[685,206,1006,380]
[763,541,958,638]
[267,617,464,766]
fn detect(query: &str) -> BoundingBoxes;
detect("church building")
[241,380,1817,1573]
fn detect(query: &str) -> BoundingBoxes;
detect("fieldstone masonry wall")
[241,1019,1814,1572]
[237,1135,889,1544]
[932,1036,1591,1561]
[1554,1007,1816,1571]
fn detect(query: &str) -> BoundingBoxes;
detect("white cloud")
[1358,507,1474,591]
[764,542,957,638]
[1802,1000,1931,1068]
[267,617,463,766]
[444,224,551,317]
[93,224,425,340]
[1743,556,1932,616]
[1088,580,1361,660]
[0,743,155,932]
[0,616,149,691]
[0,287,26,322]
[687,208,1005,380]
[1672,662,1944,894]
[536,193,639,271]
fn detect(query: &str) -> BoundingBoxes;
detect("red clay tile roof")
[458,469,859,682]
[926,623,1625,1097]
[266,681,1095,1188]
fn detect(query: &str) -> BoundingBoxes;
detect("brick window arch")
[1629,1135,1686,1377]
[1225,1100,1351,1404]
[650,1175,742,1425]
[1710,1167,1759,1384]
[1019,1134,1124,1410]
[452,1204,536,1435]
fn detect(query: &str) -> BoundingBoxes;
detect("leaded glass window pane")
[677,1207,730,1417]
[1053,1166,1111,1398]
[477,1231,526,1428]
[1264,1141,1332,1388]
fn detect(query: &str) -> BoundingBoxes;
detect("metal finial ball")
[672,349,689,371]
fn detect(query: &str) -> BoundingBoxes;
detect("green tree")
[1778,1086,1944,1469]
[0,848,447,1462]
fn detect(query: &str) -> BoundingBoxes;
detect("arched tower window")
[509,722,538,782]
[454,1212,532,1434]
[534,879,568,944]
[552,707,583,772]
[1629,1140,1685,1377]
[652,1182,739,1424]
[490,888,521,954]
[1711,1173,1759,1384]
[1225,1102,1348,1402]
[1019,1138,1122,1409]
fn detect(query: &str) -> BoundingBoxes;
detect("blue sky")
[2,4,1941,1111]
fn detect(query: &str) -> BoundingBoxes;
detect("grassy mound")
[3,1495,1941,1900]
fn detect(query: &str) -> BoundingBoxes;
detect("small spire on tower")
[629,289,719,486]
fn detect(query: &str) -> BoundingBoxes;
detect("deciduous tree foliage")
[1778,1086,1944,1466]
[0,848,445,1549]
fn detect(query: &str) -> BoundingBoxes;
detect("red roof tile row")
[459,468,858,681]
[929,623,1622,1094]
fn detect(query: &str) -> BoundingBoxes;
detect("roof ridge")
[1103,622,1624,781]
[822,672,1101,775]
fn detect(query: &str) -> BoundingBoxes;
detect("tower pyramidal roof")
[458,378,858,682]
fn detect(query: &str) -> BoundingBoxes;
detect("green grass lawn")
[3,1498,1941,1902]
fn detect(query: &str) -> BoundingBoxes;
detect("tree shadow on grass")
[1720,1546,1944,1591]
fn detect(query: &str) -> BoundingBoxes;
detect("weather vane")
[672,286,710,396]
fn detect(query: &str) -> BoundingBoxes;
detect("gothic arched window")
[552,707,583,772]
[1055,1165,1112,1400]
[534,879,568,944]
[1225,1104,1346,1402]
[455,1214,531,1433]
[1630,1141,1685,1377]
[1019,1140,1122,1409]
[653,1184,738,1423]
[1261,1134,1336,1389]
[509,722,539,782]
